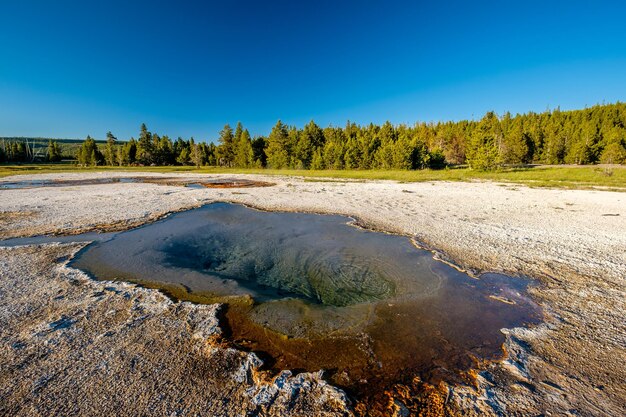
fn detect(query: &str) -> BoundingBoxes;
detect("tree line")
[0,139,62,163]
[29,102,626,169]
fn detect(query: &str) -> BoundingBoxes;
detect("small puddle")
[1,203,542,412]
[0,177,274,189]
[0,177,140,189]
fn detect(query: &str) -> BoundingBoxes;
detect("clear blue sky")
[1,0,625,141]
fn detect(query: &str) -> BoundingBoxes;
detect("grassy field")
[1,163,625,190]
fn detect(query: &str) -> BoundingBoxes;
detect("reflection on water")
[62,203,540,404]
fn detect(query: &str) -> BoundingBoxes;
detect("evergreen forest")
[2,103,625,169]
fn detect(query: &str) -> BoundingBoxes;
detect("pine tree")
[467,112,501,170]
[177,147,190,165]
[600,142,626,164]
[310,149,325,170]
[216,124,235,166]
[251,137,267,167]
[501,119,530,164]
[77,136,102,166]
[116,146,124,166]
[206,143,218,166]
[600,126,626,164]
[568,120,600,164]
[15,142,27,162]
[115,138,136,165]
[158,135,174,165]
[234,129,254,167]
[46,140,62,162]
[286,127,300,168]
[136,123,154,165]
[374,122,397,169]
[361,124,382,169]
[104,131,117,165]
[265,121,290,168]
[391,130,414,169]
[234,122,243,144]
[128,138,137,165]
[427,148,446,169]
[295,120,325,168]
[322,127,345,169]
[343,137,361,169]
[542,109,566,164]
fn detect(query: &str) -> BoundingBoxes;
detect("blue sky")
[1,0,625,141]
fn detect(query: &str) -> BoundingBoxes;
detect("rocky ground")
[0,172,624,416]
[0,243,349,417]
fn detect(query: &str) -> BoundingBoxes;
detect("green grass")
[1,163,625,190]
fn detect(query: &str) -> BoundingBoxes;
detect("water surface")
[0,177,272,189]
[4,203,542,404]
